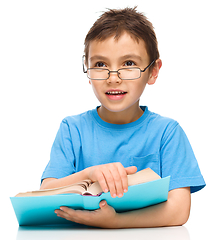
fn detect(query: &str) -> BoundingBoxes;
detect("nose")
[107,70,122,84]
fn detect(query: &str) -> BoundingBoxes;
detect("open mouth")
[105,91,127,95]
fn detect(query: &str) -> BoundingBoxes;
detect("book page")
[84,181,103,196]
[15,180,93,197]
[127,168,160,186]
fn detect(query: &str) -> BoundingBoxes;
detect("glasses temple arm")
[141,59,156,72]
[82,55,87,73]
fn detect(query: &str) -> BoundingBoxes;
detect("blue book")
[10,168,170,226]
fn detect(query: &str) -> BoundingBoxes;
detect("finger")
[108,164,124,198]
[125,166,137,175]
[99,200,114,211]
[55,208,72,220]
[96,170,109,193]
[116,164,129,194]
[55,207,88,224]
[99,200,107,208]
[102,167,117,198]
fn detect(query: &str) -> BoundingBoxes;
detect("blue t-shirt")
[41,106,205,193]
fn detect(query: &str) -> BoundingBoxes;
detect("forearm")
[115,188,191,228]
[117,201,179,228]
[55,187,190,228]
[41,163,137,199]
[40,168,90,190]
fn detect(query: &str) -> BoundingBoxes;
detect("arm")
[116,187,191,228]
[55,187,191,228]
[40,163,137,198]
[40,168,90,190]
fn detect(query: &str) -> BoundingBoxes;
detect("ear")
[147,59,162,85]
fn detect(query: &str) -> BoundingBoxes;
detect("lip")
[105,89,127,101]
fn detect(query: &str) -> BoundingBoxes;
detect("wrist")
[113,213,123,229]
[104,212,123,229]
[113,212,134,229]
[82,167,92,180]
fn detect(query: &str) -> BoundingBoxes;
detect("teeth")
[106,91,125,95]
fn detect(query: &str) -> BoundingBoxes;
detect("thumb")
[99,200,108,209]
[125,166,137,175]
[99,200,115,212]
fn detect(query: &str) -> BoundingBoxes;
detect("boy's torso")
[63,106,177,176]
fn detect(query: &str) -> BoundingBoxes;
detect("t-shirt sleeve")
[160,122,206,193]
[41,119,76,182]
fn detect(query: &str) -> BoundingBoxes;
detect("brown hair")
[84,7,160,69]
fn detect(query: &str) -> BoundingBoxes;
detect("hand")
[87,163,137,198]
[55,200,120,228]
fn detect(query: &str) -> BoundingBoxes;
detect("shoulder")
[146,107,179,133]
[62,109,94,126]
[52,109,96,142]
[58,109,96,137]
[143,107,186,147]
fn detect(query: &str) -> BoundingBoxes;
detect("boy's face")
[87,32,160,114]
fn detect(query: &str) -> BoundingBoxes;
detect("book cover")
[10,176,170,226]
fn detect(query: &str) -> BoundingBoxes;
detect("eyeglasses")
[83,60,155,80]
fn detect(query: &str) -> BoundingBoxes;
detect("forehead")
[88,32,149,63]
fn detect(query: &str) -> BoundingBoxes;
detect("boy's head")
[83,7,162,119]
[84,7,159,70]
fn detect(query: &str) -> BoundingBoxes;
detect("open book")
[15,168,160,197]
[10,168,170,226]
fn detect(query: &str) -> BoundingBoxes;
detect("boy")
[40,7,205,228]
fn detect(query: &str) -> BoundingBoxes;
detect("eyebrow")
[89,55,109,62]
[119,54,143,62]
[89,54,143,62]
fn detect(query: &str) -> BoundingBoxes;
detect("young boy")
[40,7,205,228]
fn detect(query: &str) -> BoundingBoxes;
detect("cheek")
[91,84,98,96]
[129,81,147,98]
[90,82,103,100]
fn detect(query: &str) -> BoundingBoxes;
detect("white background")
[0,0,214,239]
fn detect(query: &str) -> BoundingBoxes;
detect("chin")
[101,103,137,113]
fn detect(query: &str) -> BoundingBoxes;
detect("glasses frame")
[82,57,156,80]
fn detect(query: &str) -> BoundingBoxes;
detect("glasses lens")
[87,68,109,80]
[119,68,141,80]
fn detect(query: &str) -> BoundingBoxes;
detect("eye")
[95,62,106,68]
[124,61,136,67]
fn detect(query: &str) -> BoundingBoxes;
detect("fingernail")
[124,189,128,193]
[118,193,123,198]
[104,189,108,193]
[100,201,106,207]
[112,193,116,198]
[55,210,60,216]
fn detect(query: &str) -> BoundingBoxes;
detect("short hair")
[84,7,160,69]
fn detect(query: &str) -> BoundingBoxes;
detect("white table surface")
[1,220,212,240]
[16,226,189,240]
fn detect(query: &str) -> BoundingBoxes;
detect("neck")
[97,103,144,124]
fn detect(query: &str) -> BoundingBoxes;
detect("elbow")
[40,179,49,190]
[166,187,191,227]
[168,204,191,227]
[180,216,190,226]
[40,178,57,190]
[169,212,190,226]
